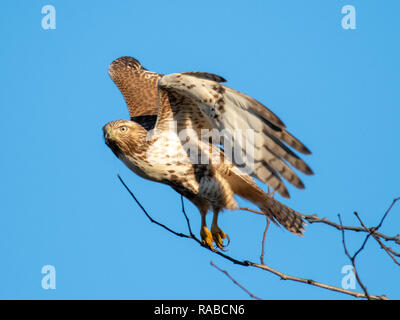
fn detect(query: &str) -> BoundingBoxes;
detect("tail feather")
[257,196,305,235]
[225,166,306,235]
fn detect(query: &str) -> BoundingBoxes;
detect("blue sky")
[0,0,399,299]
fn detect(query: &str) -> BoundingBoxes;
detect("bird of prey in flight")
[103,57,313,250]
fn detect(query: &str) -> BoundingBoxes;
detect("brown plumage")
[103,56,313,250]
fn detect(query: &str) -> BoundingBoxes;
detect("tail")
[257,195,305,235]
[225,167,306,235]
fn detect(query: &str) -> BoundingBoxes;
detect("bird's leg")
[211,210,230,250]
[200,210,214,250]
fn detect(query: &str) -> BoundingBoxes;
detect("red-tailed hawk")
[103,57,313,250]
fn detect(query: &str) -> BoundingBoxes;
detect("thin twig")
[210,261,262,300]
[180,195,194,236]
[246,261,387,300]
[338,214,371,300]
[353,212,400,266]
[180,195,249,266]
[117,174,191,239]
[302,213,400,247]
[260,216,270,265]
[376,197,400,230]
[239,207,264,215]
[259,187,273,264]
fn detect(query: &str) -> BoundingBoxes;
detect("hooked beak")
[103,125,122,157]
[103,125,114,143]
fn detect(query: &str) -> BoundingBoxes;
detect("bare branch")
[246,261,387,300]
[239,207,264,215]
[353,211,400,266]
[260,187,274,265]
[260,216,270,265]
[117,174,191,239]
[338,214,371,300]
[302,213,400,247]
[376,197,400,230]
[117,175,394,300]
[210,261,262,300]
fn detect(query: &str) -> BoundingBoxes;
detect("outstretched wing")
[108,56,161,130]
[156,72,313,198]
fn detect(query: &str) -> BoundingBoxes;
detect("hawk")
[103,57,313,250]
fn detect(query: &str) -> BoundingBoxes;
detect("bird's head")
[103,120,147,157]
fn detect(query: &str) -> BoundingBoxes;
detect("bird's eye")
[119,126,128,133]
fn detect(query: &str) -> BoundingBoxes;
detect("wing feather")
[179,72,226,83]
[156,72,312,198]
[108,56,161,119]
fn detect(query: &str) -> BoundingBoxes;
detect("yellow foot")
[211,224,230,251]
[200,226,214,250]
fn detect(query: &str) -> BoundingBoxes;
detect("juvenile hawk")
[103,57,313,250]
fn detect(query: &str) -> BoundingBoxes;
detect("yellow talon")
[211,224,230,251]
[200,225,214,250]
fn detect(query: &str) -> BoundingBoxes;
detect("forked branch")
[118,174,397,300]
